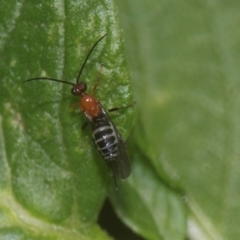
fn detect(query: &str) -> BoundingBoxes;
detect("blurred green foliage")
[1,0,240,240]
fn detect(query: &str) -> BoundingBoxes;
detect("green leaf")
[115,0,240,239]
[110,140,186,240]
[0,0,133,239]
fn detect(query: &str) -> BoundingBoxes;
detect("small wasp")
[24,34,132,188]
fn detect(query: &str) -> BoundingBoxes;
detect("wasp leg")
[92,79,100,95]
[81,121,89,130]
[112,170,118,190]
[70,102,79,109]
[108,101,136,112]
[92,63,104,95]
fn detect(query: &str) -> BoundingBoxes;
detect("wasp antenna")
[23,77,75,86]
[76,33,107,83]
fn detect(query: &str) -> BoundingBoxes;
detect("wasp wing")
[114,129,131,180]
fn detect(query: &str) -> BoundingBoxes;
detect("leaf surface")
[0,0,133,239]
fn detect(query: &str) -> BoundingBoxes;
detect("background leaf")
[0,0,133,239]
[110,140,186,240]
[113,0,240,239]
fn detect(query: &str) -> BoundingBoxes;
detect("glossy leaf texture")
[112,0,240,239]
[0,0,133,239]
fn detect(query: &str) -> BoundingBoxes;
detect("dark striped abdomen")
[91,113,118,160]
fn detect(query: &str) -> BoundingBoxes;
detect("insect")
[24,34,131,188]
